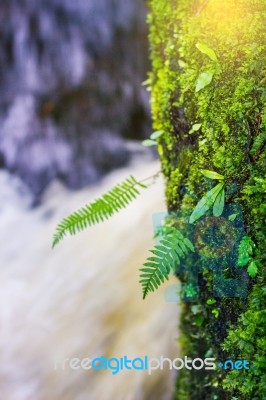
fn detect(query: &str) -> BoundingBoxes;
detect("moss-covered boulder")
[148,1,266,398]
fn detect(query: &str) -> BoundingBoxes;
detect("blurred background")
[0,1,179,399]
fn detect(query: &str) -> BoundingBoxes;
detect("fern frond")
[140,229,194,299]
[52,175,147,247]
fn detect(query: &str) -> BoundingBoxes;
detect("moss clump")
[148,0,266,398]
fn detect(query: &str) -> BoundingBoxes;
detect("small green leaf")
[142,78,151,86]
[196,42,218,62]
[195,315,204,326]
[189,182,224,224]
[237,236,255,267]
[201,170,224,180]
[228,213,237,221]
[213,188,225,217]
[189,123,202,134]
[185,283,197,297]
[238,256,251,268]
[150,130,163,140]
[191,123,202,131]
[206,298,217,305]
[212,309,219,318]
[247,261,258,278]
[142,139,157,147]
[196,71,214,92]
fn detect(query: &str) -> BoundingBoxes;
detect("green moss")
[148,0,266,398]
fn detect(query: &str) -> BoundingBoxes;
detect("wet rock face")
[0,0,150,196]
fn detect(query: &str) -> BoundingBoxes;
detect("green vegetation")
[189,173,225,223]
[142,130,163,146]
[140,227,194,299]
[148,0,266,398]
[52,176,147,247]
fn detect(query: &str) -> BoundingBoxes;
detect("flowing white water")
[0,157,180,400]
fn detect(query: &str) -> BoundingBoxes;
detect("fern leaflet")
[52,175,147,247]
[140,229,194,299]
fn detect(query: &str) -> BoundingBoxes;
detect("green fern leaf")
[140,229,194,299]
[52,175,147,247]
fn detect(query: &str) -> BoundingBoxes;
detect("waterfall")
[0,155,179,400]
[0,0,150,197]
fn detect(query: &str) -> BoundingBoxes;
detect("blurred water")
[0,0,150,196]
[0,155,180,400]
